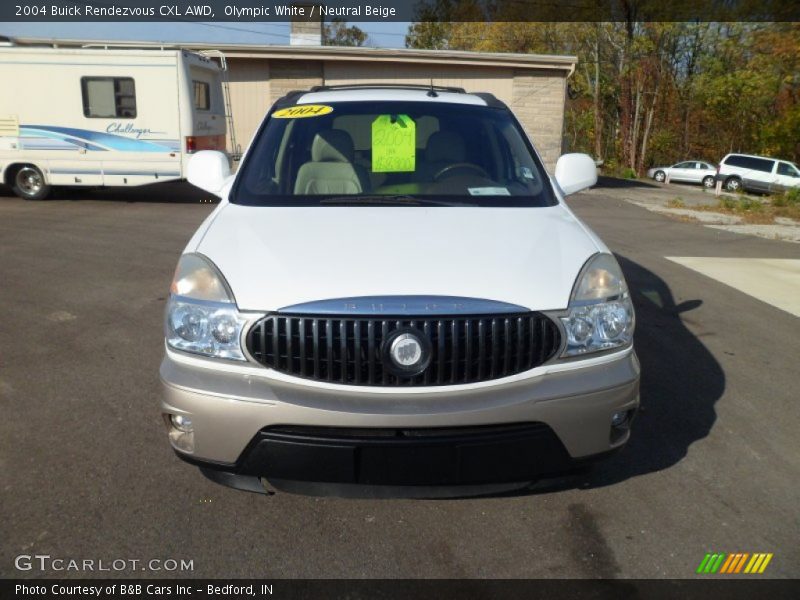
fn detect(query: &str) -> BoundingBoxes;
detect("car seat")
[294,130,371,194]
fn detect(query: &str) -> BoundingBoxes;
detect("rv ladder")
[201,49,240,161]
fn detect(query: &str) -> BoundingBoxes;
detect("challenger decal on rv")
[0,46,228,200]
[105,122,167,139]
[19,126,181,152]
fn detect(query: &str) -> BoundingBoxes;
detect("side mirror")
[554,153,598,196]
[187,151,231,196]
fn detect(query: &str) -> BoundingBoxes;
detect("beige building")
[8,33,576,170]
[220,45,576,170]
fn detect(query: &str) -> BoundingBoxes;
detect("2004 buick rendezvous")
[160,85,639,497]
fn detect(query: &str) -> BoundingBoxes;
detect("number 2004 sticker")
[272,105,333,118]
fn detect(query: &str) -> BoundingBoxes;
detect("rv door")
[182,62,226,160]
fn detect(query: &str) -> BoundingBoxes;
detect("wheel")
[654,170,666,182]
[12,165,51,200]
[724,177,742,192]
[702,175,716,188]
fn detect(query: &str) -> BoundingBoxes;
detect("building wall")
[323,61,514,104]
[225,57,568,170]
[511,69,567,169]
[269,59,324,104]
[226,58,323,156]
[226,58,270,156]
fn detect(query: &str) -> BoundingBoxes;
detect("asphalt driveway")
[1,181,798,578]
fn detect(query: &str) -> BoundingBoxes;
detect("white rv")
[0,46,227,199]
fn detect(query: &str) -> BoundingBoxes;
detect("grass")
[694,193,800,224]
[667,197,685,208]
[773,187,800,207]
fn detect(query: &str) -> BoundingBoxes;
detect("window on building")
[81,77,137,118]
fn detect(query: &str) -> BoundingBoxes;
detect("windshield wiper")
[319,195,472,207]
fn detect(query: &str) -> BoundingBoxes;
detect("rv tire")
[12,165,51,200]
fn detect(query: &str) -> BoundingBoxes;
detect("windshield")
[231,101,557,207]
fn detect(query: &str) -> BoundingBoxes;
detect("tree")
[405,0,483,49]
[405,9,800,171]
[323,18,368,47]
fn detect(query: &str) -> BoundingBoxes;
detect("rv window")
[193,81,210,111]
[81,77,137,119]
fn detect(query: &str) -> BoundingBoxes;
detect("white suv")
[160,85,640,497]
[717,153,800,193]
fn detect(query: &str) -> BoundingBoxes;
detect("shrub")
[784,187,800,206]
[739,197,762,211]
[772,194,788,208]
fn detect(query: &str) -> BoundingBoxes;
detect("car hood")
[194,203,601,312]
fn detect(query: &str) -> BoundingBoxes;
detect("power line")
[41,0,293,42]
[182,21,288,41]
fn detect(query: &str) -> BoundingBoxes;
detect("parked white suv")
[161,85,640,497]
[717,153,800,193]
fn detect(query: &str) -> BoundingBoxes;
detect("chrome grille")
[246,313,561,387]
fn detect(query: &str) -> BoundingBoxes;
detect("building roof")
[6,36,577,73]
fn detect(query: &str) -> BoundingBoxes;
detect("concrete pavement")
[665,257,800,318]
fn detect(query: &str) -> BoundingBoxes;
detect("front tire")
[654,170,666,183]
[702,175,716,188]
[12,165,51,200]
[724,176,742,192]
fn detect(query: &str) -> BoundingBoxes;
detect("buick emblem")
[383,328,432,376]
[391,334,423,367]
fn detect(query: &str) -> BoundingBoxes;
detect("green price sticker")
[371,114,416,173]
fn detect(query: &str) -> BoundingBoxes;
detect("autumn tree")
[323,18,369,47]
[406,9,800,172]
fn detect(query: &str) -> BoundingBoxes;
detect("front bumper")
[160,348,640,492]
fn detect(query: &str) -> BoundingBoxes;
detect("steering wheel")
[433,163,489,181]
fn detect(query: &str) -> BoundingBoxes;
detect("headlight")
[165,254,248,360]
[560,253,635,357]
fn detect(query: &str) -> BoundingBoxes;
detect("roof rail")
[471,92,506,109]
[308,83,468,94]
[274,90,309,108]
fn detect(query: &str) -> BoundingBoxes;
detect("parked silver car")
[647,161,717,187]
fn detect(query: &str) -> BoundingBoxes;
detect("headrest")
[311,129,355,163]
[426,131,466,163]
